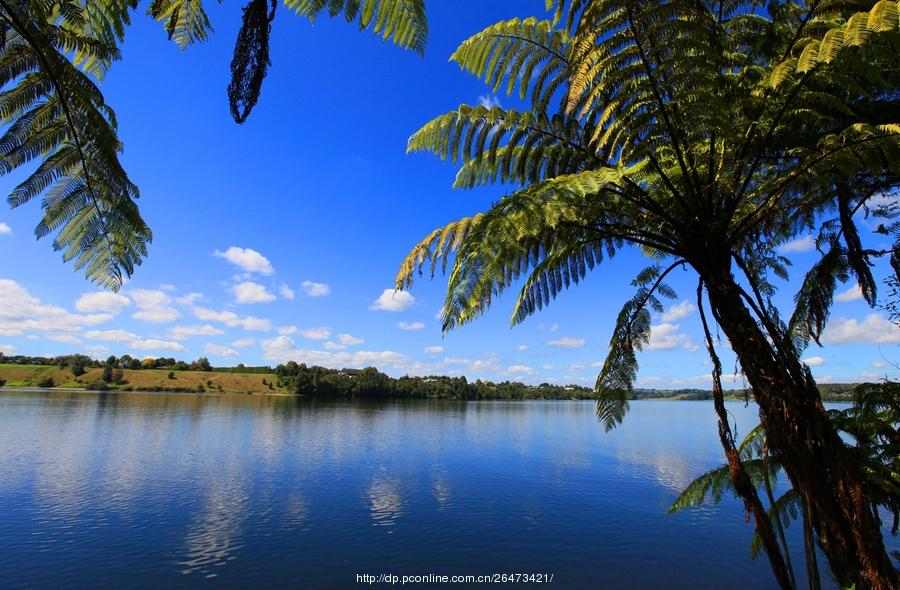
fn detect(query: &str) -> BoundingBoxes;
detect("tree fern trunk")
[702,267,897,590]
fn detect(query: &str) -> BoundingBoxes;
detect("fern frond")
[0,1,150,289]
[149,0,214,50]
[450,17,568,112]
[284,0,427,55]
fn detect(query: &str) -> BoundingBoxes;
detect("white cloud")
[205,343,238,358]
[133,308,181,323]
[277,326,298,335]
[159,284,176,292]
[168,325,225,340]
[0,222,11,235]
[661,300,696,322]
[0,344,14,354]
[802,356,826,367]
[261,335,408,370]
[516,344,529,351]
[542,364,554,370]
[300,327,331,340]
[75,292,131,314]
[129,289,179,323]
[279,283,295,300]
[398,321,425,331]
[440,354,503,374]
[505,364,535,375]
[214,246,274,275]
[47,334,82,344]
[240,317,271,331]
[323,341,346,350]
[130,339,186,352]
[231,338,255,348]
[129,289,170,309]
[300,280,330,297]
[778,235,815,254]
[647,323,699,351]
[193,307,271,331]
[548,336,585,348]
[478,95,501,109]
[821,314,900,344]
[174,292,203,306]
[636,372,747,390]
[835,283,863,303]
[371,289,415,312]
[85,329,139,343]
[424,345,444,354]
[232,281,276,304]
[0,279,112,335]
[338,333,364,346]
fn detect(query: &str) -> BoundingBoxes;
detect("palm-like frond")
[0,0,150,289]
[450,17,569,113]
[284,0,427,55]
[149,0,215,49]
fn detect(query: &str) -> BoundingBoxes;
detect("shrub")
[86,380,110,391]
[37,377,54,388]
[0,379,5,387]
[168,371,175,379]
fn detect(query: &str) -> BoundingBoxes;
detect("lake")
[0,390,890,588]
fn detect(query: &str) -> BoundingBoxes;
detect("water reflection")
[0,391,886,590]
[179,465,248,577]
[367,471,404,531]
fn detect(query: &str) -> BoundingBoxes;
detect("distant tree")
[190,357,212,372]
[173,361,189,371]
[101,365,114,384]
[127,358,141,370]
[37,377,54,388]
[105,355,119,369]
[140,358,156,370]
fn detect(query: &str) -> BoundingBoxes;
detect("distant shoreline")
[0,362,861,402]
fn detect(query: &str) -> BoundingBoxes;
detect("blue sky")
[0,1,897,388]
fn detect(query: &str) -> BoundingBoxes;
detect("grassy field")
[0,364,288,394]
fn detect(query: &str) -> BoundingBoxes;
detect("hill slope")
[0,364,286,394]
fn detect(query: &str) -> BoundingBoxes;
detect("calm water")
[0,391,889,589]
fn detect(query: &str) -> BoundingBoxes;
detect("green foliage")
[2,0,430,284]
[397,0,900,434]
[149,0,215,49]
[284,0,427,55]
[449,17,568,112]
[0,0,151,289]
[275,361,594,399]
[672,384,899,556]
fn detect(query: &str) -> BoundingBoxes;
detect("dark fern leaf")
[228,0,275,124]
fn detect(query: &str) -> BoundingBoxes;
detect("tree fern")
[0,0,150,290]
[397,1,900,584]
